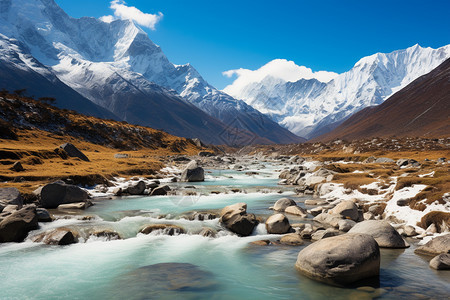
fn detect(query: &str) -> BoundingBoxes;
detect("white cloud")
[100,1,163,30]
[223,59,338,95]
[99,15,115,23]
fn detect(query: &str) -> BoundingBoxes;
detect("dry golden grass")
[419,211,450,231]
[393,167,450,210]
[0,128,202,193]
[309,149,450,162]
[332,173,378,190]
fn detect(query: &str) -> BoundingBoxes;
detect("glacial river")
[0,166,449,299]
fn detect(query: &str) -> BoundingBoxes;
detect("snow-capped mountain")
[224,44,450,139]
[0,33,117,120]
[0,0,302,144]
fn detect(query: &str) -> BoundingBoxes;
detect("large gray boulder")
[313,212,342,228]
[0,187,23,210]
[0,205,38,242]
[331,200,359,221]
[39,181,89,209]
[272,198,297,212]
[295,233,380,285]
[60,143,89,162]
[180,160,204,182]
[266,214,291,234]
[348,220,409,248]
[219,203,258,236]
[429,253,450,270]
[415,234,450,256]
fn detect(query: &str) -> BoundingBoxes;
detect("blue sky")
[56,0,450,89]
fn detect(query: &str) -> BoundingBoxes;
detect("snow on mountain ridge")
[0,0,303,144]
[225,44,450,139]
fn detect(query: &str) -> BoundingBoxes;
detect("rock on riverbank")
[296,233,380,286]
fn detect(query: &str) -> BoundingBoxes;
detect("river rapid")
[0,164,449,299]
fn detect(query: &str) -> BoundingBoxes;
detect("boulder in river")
[36,208,52,222]
[60,143,90,162]
[331,200,359,221]
[127,180,146,195]
[266,213,291,234]
[38,181,89,209]
[180,160,204,182]
[414,234,450,256]
[90,229,122,241]
[57,201,92,210]
[219,203,258,236]
[0,187,23,210]
[272,198,297,212]
[280,233,303,245]
[285,205,307,217]
[348,220,409,248]
[295,233,380,286]
[114,263,216,298]
[31,227,78,245]
[199,227,216,238]
[150,185,171,196]
[0,205,38,242]
[140,224,185,236]
[429,253,450,270]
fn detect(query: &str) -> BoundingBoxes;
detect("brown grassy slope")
[314,58,450,142]
[0,95,205,193]
[237,137,450,162]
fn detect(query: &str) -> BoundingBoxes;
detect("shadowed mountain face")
[0,0,304,145]
[314,58,450,142]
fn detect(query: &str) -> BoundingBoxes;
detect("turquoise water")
[0,166,448,299]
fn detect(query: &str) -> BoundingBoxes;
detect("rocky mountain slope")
[0,0,302,145]
[225,44,450,139]
[0,34,117,120]
[313,58,450,142]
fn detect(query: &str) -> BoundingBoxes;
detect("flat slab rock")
[296,233,380,286]
[113,263,217,298]
[415,234,450,256]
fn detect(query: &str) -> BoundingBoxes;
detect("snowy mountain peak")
[0,0,302,144]
[225,44,450,139]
